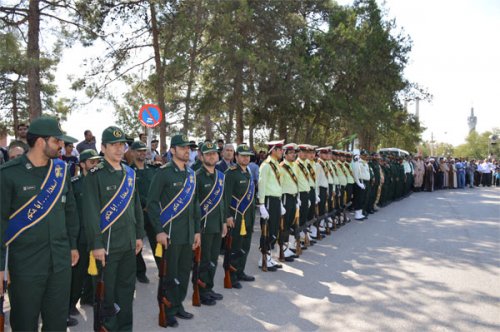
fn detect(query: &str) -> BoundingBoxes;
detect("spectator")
[8,145,25,160]
[9,123,30,152]
[76,129,97,153]
[247,152,260,191]
[215,143,235,172]
[139,133,147,143]
[62,142,79,177]
[216,139,224,156]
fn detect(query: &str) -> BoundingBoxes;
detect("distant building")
[467,107,477,133]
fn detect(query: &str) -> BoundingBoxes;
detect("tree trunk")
[204,113,212,140]
[225,108,233,143]
[277,114,287,140]
[248,122,254,149]
[234,60,244,144]
[12,77,19,139]
[150,2,168,153]
[27,0,42,120]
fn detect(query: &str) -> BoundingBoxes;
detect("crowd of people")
[0,117,498,332]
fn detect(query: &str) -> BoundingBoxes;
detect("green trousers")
[9,267,71,331]
[230,230,253,283]
[164,243,193,316]
[199,232,222,294]
[70,240,93,308]
[96,249,136,332]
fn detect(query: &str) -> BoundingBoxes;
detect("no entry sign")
[139,104,163,128]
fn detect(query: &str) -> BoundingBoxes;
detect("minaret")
[467,107,477,133]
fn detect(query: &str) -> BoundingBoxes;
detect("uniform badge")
[113,130,122,137]
[22,185,36,192]
[25,163,32,170]
[106,185,117,191]
[55,165,63,178]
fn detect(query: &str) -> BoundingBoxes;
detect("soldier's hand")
[71,249,80,267]
[192,233,201,250]
[226,217,235,228]
[156,232,168,248]
[135,239,143,255]
[222,223,228,237]
[93,248,106,267]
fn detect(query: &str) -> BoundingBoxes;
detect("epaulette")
[0,157,23,170]
[228,165,238,171]
[71,175,81,183]
[89,162,104,174]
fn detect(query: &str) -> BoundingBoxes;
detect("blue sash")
[160,167,196,228]
[99,165,136,233]
[200,170,225,219]
[230,173,255,218]
[5,159,67,246]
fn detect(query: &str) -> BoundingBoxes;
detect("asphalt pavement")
[8,186,500,331]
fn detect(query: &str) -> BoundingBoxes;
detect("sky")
[54,0,500,147]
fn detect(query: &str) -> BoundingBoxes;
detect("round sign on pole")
[139,104,163,128]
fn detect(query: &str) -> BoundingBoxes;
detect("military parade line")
[1,117,498,332]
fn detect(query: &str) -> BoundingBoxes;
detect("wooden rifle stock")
[294,209,302,256]
[191,246,206,307]
[324,199,331,235]
[94,269,108,332]
[158,246,172,328]
[0,279,6,332]
[260,222,268,272]
[223,228,237,289]
[278,216,285,262]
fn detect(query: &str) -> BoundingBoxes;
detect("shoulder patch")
[71,175,81,183]
[89,162,104,174]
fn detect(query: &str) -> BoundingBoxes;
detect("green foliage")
[454,130,500,159]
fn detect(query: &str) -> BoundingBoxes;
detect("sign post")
[139,104,163,161]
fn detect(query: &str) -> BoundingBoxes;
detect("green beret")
[102,126,127,144]
[79,149,101,162]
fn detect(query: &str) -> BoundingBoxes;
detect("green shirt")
[258,156,282,204]
[72,174,87,246]
[130,163,157,208]
[82,160,145,253]
[196,166,225,234]
[224,164,255,233]
[0,154,79,274]
[147,161,201,245]
[295,158,311,192]
[280,160,299,195]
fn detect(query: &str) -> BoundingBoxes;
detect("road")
[8,186,500,331]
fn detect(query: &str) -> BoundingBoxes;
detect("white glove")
[259,205,270,219]
[308,200,311,208]
[280,203,286,216]
[315,195,321,204]
[357,182,365,190]
[296,197,301,208]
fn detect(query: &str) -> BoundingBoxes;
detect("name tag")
[22,185,37,192]
[173,182,182,187]
[106,185,117,191]
[204,183,212,188]
[61,195,66,203]
[239,180,247,184]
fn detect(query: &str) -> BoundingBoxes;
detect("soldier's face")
[134,150,147,162]
[83,159,100,172]
[43,137,63,159]
[18,126,28,139]
[172,146,190,163]
[284,151,296,162]
[236,154,250,166]
[102,142,125,163]
[202,151,219,167]
[273,147,283,159]
[298,150,307,159]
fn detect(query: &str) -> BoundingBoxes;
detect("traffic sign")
[139,104,163,128]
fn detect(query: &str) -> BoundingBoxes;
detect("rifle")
[94,230,119,332]
[191,246,206,306]
[223,227,237,288]
[158,242,174,328]
[293,207,302,256]
[260,217,269,272]
[278,215,285,262]
[0,248,9,332]
[314,203,323,240]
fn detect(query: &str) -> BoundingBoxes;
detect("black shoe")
[237,273,255,282]
[232,281,243,289]
[200,296,216,306]
[310,240,317,244]
[284,257,294,262]
[208,290,224,300]
[167,315,179,327]
[176,309,194,320]
[273,263,283,269]
[67,317,78,327]
[136,274,150,284]
[69,306,80,316]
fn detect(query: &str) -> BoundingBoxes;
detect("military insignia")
[206,142,213,148]
[113,130,122,138]
[243,145,249,151]
[128,177,133,187]
[55,165,63,178]
[182,135,188,141]
[106,185,117,191]
[229,166,237,170]
[25,163,32,170]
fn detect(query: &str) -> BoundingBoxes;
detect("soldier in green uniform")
[130,141,158,283]
[367,153,381,214]
[196,142,227,305]
[69,149,101,318]
[224,144,258,286]
[147,134,201,327]
[83,126,144,331]
[0,116,80,331]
